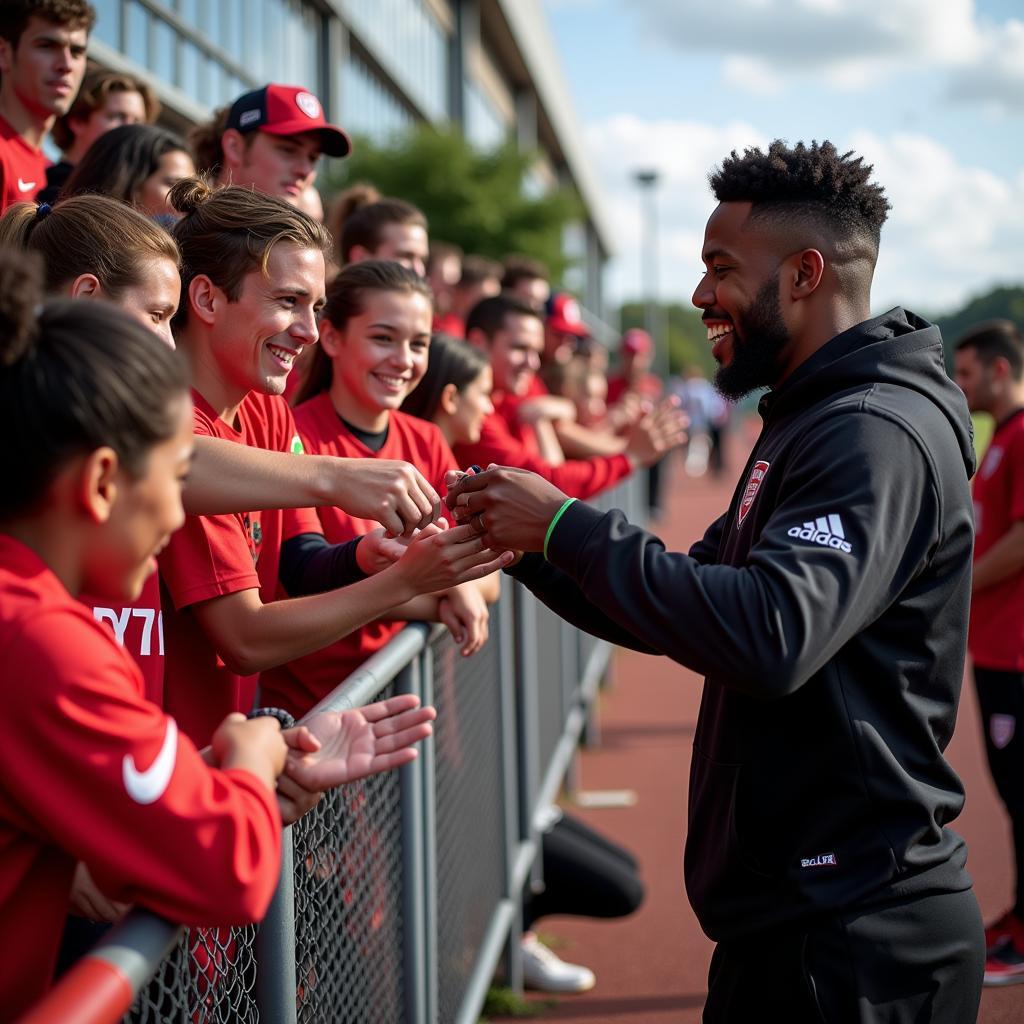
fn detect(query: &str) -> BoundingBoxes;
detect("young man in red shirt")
[0,0,91,210]
[191,82,349,207]
[456,295,684,500]
[160,179,507,746]
[954,319,1024,985]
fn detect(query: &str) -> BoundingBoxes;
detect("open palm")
[283,695,436,791]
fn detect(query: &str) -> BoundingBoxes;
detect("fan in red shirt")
[0,1,91,211]
[954,319,1024,985]
[160,180,509,746]
[262,260,499,718]
[0,252,289,1018]
[0,193,447,709]
[606,328,663,407]
[455,294,685,500]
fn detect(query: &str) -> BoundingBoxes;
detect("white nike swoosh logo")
[123,719,178,804]
[16,178,36,192]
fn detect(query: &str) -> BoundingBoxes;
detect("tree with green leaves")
[321,125,580,280]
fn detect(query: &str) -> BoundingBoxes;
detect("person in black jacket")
[445,140,984,1023]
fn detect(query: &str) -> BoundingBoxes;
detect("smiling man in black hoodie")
[446,140,984,1022]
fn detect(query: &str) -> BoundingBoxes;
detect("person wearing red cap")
[190,83,350,208]
[544,292,589,370]
[0,0,92,211]
[607,328,663,407]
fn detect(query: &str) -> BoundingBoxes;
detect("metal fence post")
[496,589,525,993]
[419,645,439,1024]
[254,829,298,1024]
[399,657,429,1024]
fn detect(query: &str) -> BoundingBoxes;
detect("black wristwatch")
[247,707,296,729]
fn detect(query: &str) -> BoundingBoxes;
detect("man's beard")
[714,275,790,401]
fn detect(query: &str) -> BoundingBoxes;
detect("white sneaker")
[520,933,596,993]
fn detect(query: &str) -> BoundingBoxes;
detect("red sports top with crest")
[969,408,1024,670]
[158,389,320,745]
[0,535,281,1017]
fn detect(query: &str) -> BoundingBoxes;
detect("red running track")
[498,427,1023,1024]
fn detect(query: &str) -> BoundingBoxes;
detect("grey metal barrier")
[29,473,647,1024]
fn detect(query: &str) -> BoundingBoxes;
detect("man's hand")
[282,697,437,792]
[438,582,490,656]
[328,458,441,536]
[445,466,570,553]
[624,397,687,468]
[69,863,129,923]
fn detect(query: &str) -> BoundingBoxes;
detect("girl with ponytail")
[260,261,500,719]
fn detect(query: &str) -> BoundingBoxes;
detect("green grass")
[478,987,557,1021]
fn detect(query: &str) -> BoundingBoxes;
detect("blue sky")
[541,0,1024,317]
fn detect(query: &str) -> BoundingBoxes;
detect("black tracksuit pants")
[703,888,983,1023]
[973,665,1024,915]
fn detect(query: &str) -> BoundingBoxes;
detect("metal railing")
[22,474,647,1024]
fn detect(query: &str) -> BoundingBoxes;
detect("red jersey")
[454,391,632,500]
[0,115,47,211]
[435,312,465,339]
[0,535,282,1017]
[260,393,458,716]
[159,389,320,745]
[969,408,1024,670]
[80,573,165,705]
[607,372,663,407]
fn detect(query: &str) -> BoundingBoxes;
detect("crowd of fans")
[0,0,689,1011]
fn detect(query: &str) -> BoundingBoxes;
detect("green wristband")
[544,498,577,560]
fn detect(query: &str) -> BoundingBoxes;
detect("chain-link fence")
[27,474,646,1024]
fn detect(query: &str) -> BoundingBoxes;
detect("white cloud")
[628,0,1024,112]
[586,116,1024,316]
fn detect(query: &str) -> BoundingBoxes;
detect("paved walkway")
[496,429,1024,1023]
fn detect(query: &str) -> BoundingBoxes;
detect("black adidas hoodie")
[509,309,977,941]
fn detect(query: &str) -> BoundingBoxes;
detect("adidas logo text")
[788,514,852,554]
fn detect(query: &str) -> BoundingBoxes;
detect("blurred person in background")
[502,254,550,312]
[328,182,429,279]
[0,0,92,210]
[458,294,684,499]
[427,240,462,330]
[60,122,195,221]
[40,65,158,202]
[438,253,502,338]
[190,83,349,206]
[607,328,662,406]
[954,319,1024,986]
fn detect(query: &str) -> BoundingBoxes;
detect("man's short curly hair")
[710,140,891,249]
[0,0,95,46]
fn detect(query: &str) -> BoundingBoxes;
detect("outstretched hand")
[445,466,570,553]
[282,696,437,792]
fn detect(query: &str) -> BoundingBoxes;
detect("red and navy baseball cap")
[546,292,589,337]
[225,84,351,157]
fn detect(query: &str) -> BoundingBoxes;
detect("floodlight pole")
[633,169,666,376]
